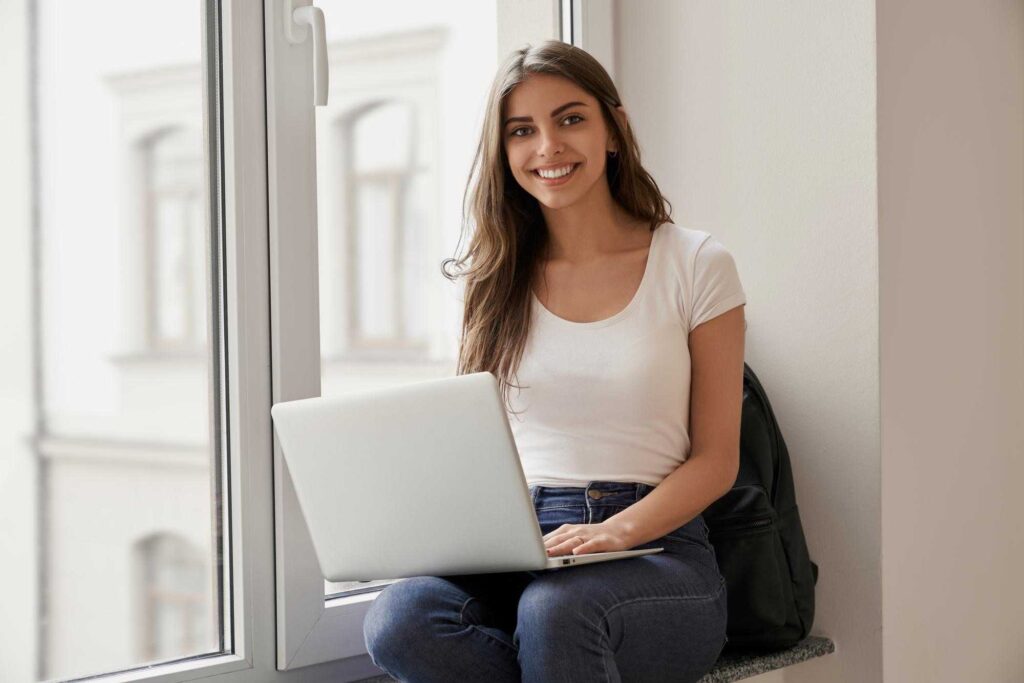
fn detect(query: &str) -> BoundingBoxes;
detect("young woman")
[363,40,746,682]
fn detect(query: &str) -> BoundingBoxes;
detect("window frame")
[265,0,569,675]
[22,0,621,681]
[79,1,275,681]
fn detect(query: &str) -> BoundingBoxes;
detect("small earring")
[608,150,618,158]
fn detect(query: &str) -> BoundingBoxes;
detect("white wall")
[0,0,39,680]
[618,1,1024,681]
[878,1,1024,681]
[614,1,880,681]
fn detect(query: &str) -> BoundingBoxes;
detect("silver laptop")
[270,371,662,581]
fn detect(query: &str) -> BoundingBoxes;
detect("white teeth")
[536,164,576,179]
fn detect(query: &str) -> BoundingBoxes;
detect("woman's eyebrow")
[504,101,588,127]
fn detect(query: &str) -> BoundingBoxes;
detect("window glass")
[0,1,229,679]
[313,0,499,597]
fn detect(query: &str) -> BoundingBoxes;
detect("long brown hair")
[441,40,673,414]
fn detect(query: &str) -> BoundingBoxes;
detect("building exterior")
[3,2,498,679]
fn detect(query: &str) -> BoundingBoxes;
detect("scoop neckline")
[531,225,661,330]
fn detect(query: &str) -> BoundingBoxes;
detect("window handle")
[284,1,329,106]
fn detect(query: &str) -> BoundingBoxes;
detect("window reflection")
[135,533,213,661]
[146,127,206,352]
[346,101,429,353]
[2,2,226,680]
[312,4,499,598]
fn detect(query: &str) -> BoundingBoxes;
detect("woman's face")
[502,73,618,210]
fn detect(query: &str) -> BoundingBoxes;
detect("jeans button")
[587,490,602,500]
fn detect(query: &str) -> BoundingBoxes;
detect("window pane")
[0,1,229,679]
[313,1,499,597]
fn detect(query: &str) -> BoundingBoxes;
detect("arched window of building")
[133,532,212,662]
[144,127,206,353]
[342,100,429,357]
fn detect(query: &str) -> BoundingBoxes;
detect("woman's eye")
[508,114,583,138]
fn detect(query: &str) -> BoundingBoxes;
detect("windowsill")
[355,635,836,683]
[700,636,836,682]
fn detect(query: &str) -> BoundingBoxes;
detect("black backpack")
[702,362,819,652]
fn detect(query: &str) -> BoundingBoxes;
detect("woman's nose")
[535,128,565,157]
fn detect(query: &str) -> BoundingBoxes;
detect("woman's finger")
[572,537,599,554]
[544,531,585,550]
[547,535,588,555]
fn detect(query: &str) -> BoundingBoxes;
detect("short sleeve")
[689,236,747,332]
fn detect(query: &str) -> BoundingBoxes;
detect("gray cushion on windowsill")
[357,635,836,682]
[698,636,836,682]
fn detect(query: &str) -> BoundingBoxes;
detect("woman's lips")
[532,163,580,186]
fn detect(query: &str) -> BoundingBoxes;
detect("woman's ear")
[608,105,628,153]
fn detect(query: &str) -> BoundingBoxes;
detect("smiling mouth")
[532,163,581,183]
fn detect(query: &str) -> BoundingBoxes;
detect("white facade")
[1,1,500,679]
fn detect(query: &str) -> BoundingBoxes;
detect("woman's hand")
[543,520,635,557]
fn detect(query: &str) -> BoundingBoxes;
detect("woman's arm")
[604,304,746,548]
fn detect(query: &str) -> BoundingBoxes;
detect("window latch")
[284,0,329,107]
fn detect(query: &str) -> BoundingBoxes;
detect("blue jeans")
[363,481,728,682]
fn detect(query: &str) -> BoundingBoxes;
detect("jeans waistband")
[529,480,656,506]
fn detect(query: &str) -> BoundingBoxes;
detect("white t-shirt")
[507,223,747,487]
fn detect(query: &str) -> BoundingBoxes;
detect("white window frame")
[54,2,606,679]
[265,0,568,675]
[77,2,250,682]
[561,0,615,80]
[20,0,552,680]
[78,1,282,681]
[71,1,603,681]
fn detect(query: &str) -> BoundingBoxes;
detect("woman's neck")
[539,188,646,263]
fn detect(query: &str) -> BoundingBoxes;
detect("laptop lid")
[270,372,551,580]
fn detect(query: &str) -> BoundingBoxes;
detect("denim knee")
[515,578,601,641]
[363,577,447,665]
